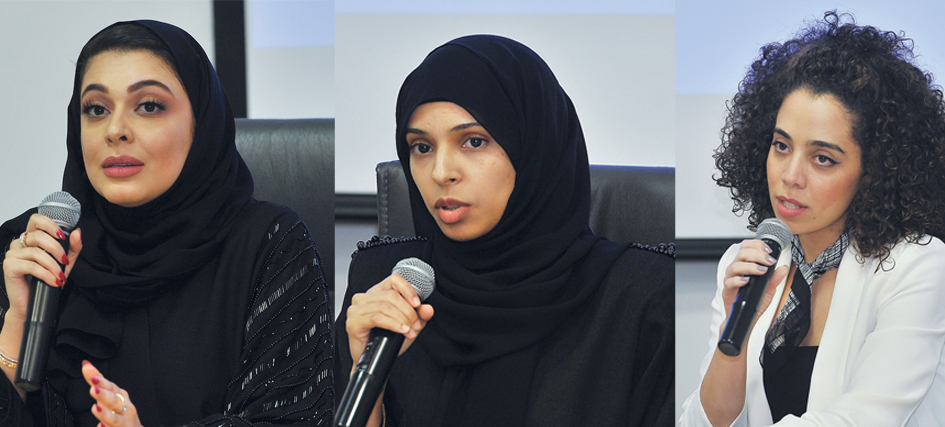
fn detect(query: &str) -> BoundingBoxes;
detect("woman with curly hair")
[680,11,945,426]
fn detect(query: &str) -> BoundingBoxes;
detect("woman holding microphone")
[0,20,333,426]
[680,11,945,426]
[335,35,674,426]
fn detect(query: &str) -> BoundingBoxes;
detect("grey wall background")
[333,7,676,196]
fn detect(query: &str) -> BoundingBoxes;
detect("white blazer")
[680,237,945,426]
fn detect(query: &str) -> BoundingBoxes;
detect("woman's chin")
[99,190,152,208]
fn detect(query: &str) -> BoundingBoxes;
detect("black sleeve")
[187,216,334,426]
[627,251,675,427]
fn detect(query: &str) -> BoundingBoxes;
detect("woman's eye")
[82,104,108,118]
[815,154,838,166]
[410,143,432,155]
[772,140,788,152]
[464,137,486,148]
[137,101,165,114]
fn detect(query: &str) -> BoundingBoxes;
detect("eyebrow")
[773,127,846,154]
[80,79,174,98]
[405,122,482,135]
[128,79,172,94]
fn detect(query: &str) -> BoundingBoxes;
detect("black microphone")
[335,257,435,427]
[717,218,791,357]
[15,191,81,392]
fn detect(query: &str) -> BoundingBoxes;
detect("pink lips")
[776,196,807,218]
[101,155,144,178]
[434,198,470,224]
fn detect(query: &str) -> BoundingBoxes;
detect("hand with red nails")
[83,360,142,427]
[0,213,83,397]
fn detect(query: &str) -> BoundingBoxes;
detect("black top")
[763,345,819,422]
[334,236,674,427]
[0,202,334,426]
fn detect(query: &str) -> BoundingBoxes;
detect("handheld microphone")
[335,258,435,427]
[717,218,791,357]
[15,191,81,392]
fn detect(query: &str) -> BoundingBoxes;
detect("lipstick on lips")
[434,198,470,224]
[776,196,807,218]
[101,155,144,178]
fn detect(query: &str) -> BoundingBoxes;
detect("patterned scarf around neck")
[762,230,851,368]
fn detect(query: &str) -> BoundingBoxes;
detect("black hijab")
[63,20,252,308]
[50,19,252,372]
[395,35,627,368]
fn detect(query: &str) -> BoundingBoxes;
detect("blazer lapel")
[807,247,868,410]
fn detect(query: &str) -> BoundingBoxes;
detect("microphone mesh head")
[393,258,435,301]
[757,218,792,249]
[38,191,81,231]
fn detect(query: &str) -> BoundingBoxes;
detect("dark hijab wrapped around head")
[64,20,253,302]
[395,35,627,367]
[51,19,253,373]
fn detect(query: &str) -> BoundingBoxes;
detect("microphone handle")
[335,328,404,427]
[717,237,782,357]
[15,235,69,392]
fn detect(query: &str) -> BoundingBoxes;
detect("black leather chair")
[235,118,335,290]
[376,161,674,246]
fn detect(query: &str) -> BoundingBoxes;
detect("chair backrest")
[376,161,674,246]
[235,118,335,289]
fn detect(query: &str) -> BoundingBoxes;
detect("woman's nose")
[431,149,460,185]
[781,156,805,188]
[105,111,132,144]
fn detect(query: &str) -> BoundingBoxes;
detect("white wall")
[0,1,214,223]
[334,11,676,194]
[246,0,334,119]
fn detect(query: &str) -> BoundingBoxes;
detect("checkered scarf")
[762,230,850,368]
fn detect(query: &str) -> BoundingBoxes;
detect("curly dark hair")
[714,11,945,262]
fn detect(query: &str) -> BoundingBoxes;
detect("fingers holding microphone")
[3,213,82,318]
[722,239,788,318]
[337,258,435,427]
[346,269,435,363]
[717,218,792,357]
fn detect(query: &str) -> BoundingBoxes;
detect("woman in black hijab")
[335,35,674,426]
[0,21,333,426]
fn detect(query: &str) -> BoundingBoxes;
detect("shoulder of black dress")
[628,241,675,258]
[354,235,427,256]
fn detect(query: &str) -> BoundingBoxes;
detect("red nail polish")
[94,403,101,412]
[61,254,69,265]
[94,386,100,394]
[57,230,65,240]
[91,377,100,385]
[56,279,63,287]
[59,271,66,281]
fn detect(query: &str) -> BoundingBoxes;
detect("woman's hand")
[344,273,434,427]
[345,273,435,367]
[700,239,789,427]
[83,360,143,427]
[1,214,82,398]
[3,213,83,320]
[720,238,789,327]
